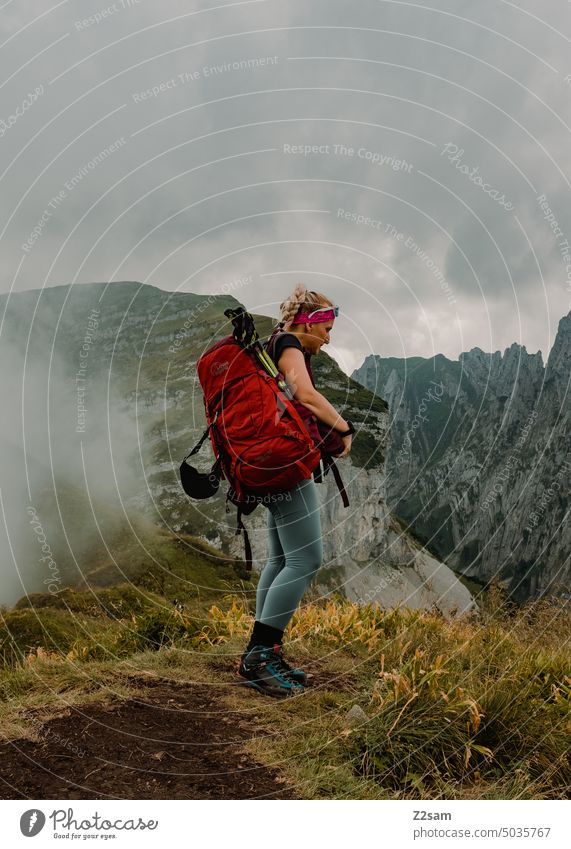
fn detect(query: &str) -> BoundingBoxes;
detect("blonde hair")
[278,284,334,328]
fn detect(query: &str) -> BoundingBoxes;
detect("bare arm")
[278,346,349,432]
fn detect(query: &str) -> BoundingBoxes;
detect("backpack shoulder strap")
[265,326,284,364]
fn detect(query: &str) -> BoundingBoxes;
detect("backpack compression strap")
[322,454,350,508]
[235,506,253,572]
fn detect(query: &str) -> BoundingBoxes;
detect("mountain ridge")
[352,310,571,600]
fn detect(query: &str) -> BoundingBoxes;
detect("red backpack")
[199,323,321,496]
[180,307,349,570]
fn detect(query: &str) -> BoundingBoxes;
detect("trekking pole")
[250,339,295,398]
[224,306,293,399]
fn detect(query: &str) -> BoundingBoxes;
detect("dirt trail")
[0,674,298,800]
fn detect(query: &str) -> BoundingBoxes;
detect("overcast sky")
[2,0,571,373]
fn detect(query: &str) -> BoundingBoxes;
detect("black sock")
[246,620,284,651]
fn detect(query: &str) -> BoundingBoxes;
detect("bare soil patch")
[0,675,298,800]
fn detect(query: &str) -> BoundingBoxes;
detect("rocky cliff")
[352,313,571,601]
[0,281,474,614]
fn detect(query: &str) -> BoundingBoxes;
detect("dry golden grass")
[1,582,568,799]
[193,587,570,799]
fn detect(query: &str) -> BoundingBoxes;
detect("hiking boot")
[238,645,305,698]
[271,644,307,685]
[240,644,307,685]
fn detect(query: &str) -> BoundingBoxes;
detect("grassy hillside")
[1,559,569,799]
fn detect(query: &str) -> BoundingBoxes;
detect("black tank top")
[267,330,315,386]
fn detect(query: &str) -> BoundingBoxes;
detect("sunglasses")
[306,305,339,320]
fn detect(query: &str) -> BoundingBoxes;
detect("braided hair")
[278,284,335,329]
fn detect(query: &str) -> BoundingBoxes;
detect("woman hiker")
[238,284,355,698]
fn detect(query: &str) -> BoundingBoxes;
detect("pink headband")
[290,306,339,324]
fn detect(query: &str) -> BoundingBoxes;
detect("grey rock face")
[352,312,571,601]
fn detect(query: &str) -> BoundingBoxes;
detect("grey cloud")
[1,0,570,372]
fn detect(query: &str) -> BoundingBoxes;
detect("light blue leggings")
[255,477,324,631]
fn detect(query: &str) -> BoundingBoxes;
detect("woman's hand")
[336,433,352,458]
